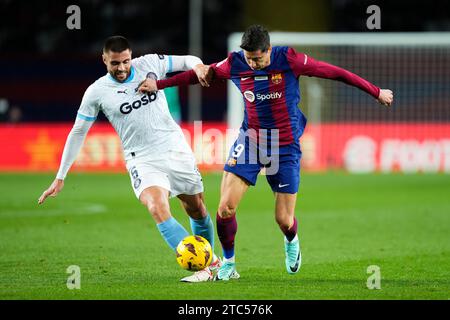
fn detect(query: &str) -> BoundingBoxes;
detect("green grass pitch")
[0,172,449,299]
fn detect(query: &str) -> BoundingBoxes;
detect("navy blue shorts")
[224,131,301,194]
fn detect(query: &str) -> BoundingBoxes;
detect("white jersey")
[55,54,202,180]
[78,54,191,160]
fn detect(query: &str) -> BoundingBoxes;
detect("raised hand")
[378,89,394,107]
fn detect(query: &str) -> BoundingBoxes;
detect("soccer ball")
[176,235,213,271]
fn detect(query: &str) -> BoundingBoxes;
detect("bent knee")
[218,202,237,219]
[275,214,292,229]
[140,198,170,221]
[184,200,206,218]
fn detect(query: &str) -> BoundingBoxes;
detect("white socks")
[285,234,299,243]
[223,256,235,263]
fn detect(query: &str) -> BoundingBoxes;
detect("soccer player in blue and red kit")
[139,25,394,280]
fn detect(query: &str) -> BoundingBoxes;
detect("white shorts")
[126,151,204,199]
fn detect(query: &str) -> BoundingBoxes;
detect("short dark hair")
[103,36,131,53]
[240,24,270,52]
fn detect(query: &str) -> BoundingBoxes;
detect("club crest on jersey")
[271,73,282,84]
[244,90,255,103]
[134,72,158,93]
[227,158,237,167]
[146,72,158,80]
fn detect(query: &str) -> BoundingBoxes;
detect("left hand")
[138,78,158,93]
[377,89,393,107]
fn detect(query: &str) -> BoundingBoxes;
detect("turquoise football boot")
[285,235,301,274]
[214,261,240,281]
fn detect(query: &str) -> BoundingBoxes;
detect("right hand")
[138,78,158,93]
[193,64,213,87]
[38,179,64,204]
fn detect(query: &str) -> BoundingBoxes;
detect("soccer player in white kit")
[38,36,220,282]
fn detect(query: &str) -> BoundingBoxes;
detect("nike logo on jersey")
[241,76,268,81]
[255,76,268,81]
[278,183,290,188]
[117,89,128,94]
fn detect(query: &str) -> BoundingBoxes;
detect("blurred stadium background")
[1,0,449,299]
[1,0,449,173]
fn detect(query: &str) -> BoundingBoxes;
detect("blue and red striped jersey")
[156,46,380,147]
[213,46,305,146]
[211,46,380,146]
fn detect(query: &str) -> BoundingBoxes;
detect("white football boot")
[180,256,222,282]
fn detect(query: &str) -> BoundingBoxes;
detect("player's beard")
[114,70,129,82]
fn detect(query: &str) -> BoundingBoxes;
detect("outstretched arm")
[138,69,199,93]
[38,116,94,204]
[138,66,215,93]
[158,69,202,89]
[138,54,233,93]
[167,55,212,87]
[287,48,393,106]
[169,55,202,72]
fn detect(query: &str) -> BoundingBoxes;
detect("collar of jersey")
[108,66,135,84]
